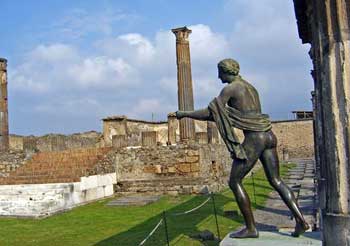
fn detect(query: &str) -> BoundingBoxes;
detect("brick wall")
[0,147,112,185]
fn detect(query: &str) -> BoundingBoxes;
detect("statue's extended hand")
[175,111,187,119]
[168,112,176,118]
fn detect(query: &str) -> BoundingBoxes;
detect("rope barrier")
[171,197,211,216]
[138,218,163,246]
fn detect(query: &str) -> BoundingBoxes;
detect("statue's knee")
[270,178,282,189]
[228,179,239,191]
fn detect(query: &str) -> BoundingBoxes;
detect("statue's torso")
[227,79,262,115]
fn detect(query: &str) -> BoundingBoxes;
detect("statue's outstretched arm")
[176,107,213,121]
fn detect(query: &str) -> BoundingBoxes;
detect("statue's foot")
[229,227,259,239]
[291,221,310,237]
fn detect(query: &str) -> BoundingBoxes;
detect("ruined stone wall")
[113,143,232,194]
[103,118,313,158]
[0,150,26,177]
[103,119,209,147]
[9,131,101,152]
[272,119,314,159]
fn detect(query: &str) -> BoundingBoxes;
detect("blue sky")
[1,0,313,136]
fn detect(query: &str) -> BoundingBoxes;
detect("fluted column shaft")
[0,58,9,151]
[172,27,195,142]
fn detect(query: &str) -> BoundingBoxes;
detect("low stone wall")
[272,119,314,159]
[0,173,116,218]
[9,131,101,152]
[0,151,26,177]
[112,143,232,194]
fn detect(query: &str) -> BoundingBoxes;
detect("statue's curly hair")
[218,58,240,76]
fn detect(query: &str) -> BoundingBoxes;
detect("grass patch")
[0,163,294,246]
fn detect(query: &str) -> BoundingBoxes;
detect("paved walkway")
[220,159,322,245]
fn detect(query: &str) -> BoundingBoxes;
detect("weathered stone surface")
[220,231,321,246]
[141,131,157,147]
[293,1,350,245]
[112,143,232,194]
[112,134,127,148]
[0,172,116,218]
[0,58,9,152]
[0,150,26,177]
[172,27,196,142]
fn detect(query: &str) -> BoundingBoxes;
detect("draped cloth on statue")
[208,97,272,160]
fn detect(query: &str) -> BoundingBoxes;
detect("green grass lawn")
[0,163,293,246]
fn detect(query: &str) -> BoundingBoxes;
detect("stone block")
[154,165,162,174]
[177,163,191,173]
[97,173,117,187]
[191,163,200,172]
[185,155,199,163]
[168,166,176,173]
[143,166,156,173]
[80,175,98,190]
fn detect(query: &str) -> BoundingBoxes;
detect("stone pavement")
[220,159,322,245]
[106,195,160,206]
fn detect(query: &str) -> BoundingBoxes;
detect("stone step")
[220,231,321,246]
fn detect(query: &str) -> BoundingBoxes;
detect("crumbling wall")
[112,143,232,194]
[0,150,26,177]
[102,117,313,158]
[272,119,314,159]
[9,131,101,152]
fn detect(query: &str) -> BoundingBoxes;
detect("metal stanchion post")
[211,192,221,241]
[163,211,170,246]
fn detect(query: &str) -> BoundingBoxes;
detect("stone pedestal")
[0,58,9,151]
[172,26,195,142]
[142,131,157,147]
[220,231,321,246]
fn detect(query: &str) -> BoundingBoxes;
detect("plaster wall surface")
[0,173,116,218]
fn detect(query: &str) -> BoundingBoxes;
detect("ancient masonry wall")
[102,118,207,147]
[103,118,314,158]
[9,131,101,152]
[0,151,26,177]
[113,143,232,194]
[272,119,314,159]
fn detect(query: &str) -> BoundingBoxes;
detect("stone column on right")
[0,58,9,152]
[293,1,350,245]
[172,26,196,142]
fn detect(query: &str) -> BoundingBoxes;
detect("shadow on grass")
[95,193,236,246]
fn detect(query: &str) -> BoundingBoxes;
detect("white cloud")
[29,43,78,63]
[50,8,134,39]
[68,56,139,88]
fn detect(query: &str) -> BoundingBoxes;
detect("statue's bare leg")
[259,147,310,237]
[228,134,264,238]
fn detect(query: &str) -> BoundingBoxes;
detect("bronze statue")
[175,58,310,238]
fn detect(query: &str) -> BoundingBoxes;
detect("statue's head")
[217,58,240,83]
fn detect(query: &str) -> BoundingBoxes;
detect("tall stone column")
[0,58,9,152]
[293,1,350,245]
[172,26,195,142]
